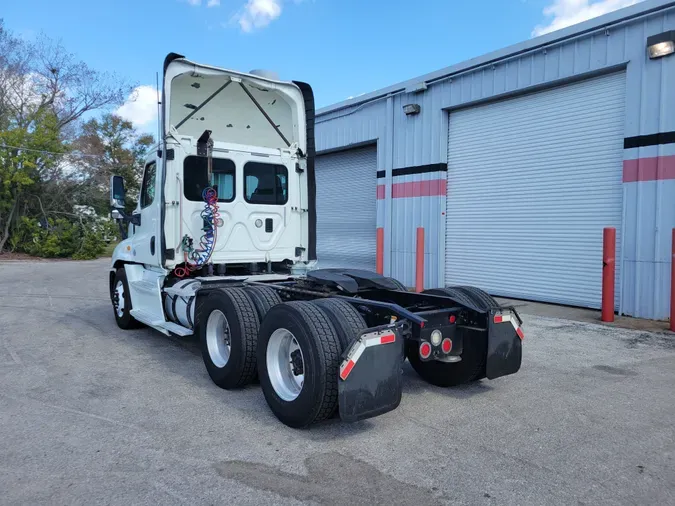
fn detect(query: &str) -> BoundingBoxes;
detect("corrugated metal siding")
[316,100,386,155]
[445,73,625,308]
[314,4,675,318]
[619,9,675,319]
[622,178,675,317]
[315,146,378,270]
[390,172,445,289]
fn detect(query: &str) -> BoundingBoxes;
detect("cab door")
[239,160,298,261]
[130,159,162,266]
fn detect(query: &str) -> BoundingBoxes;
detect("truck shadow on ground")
[400,362,494,399]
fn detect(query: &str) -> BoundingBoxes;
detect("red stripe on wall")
[623,156,675,182]
[376,184,385,199]
[388,179,446,199]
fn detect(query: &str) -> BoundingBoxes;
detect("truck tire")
[451,286,499,310]
[424,287,477,310]
[257,301,341,428]
[244,285,283,322]
[384,277,408,291]
[112,268,143,330]
[198,288,259,389]
[406,330,488,387]
[313,298,366,350]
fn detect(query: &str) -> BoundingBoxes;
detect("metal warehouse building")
[313,0,675,320]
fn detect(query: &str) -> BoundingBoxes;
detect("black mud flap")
[486,309,523,380]
[338,324,404,423]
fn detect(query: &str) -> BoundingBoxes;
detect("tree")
[0,111,62,251]
[72,114,155,215]
[0,20,134,253]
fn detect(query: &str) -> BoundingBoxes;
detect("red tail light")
[449,314,456,324]
[419,342,432,359]
[441,338,452,353]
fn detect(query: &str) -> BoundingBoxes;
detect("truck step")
[130,309,166,329]
[156,321,193,337]
[130,279,158,294]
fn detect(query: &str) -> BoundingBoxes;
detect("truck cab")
[111,53,315,275]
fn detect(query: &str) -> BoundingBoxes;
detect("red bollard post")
[376,228,384,275]
[670,229,675,332]
[602,227,616,323]
[415,227,424,293]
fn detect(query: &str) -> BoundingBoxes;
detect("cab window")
[244,162,288,205]
[183,156,235,202]
[140,162,157,208]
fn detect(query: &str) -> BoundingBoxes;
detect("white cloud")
[115,85,159,128]
[207,0,220,6]
[532,0,642,37]
[234,0,283,32]
[185,0,201,5]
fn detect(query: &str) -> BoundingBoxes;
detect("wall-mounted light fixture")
[647,30,675,59]
[403,104,421,116]
[405,82,428,94]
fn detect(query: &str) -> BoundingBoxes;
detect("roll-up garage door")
[445,72,625,309]
[315,145,377,270]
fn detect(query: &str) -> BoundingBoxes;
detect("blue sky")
[3,0,642,131]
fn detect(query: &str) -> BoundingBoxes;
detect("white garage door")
[315,145,377,270]
[446,73,625,309]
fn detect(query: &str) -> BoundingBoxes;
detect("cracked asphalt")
[1,259,674,505]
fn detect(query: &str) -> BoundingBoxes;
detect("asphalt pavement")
[1,258,674,505]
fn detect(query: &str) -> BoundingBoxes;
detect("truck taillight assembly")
[419,341,432,359]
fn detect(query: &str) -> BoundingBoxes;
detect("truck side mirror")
[110,175,126,209]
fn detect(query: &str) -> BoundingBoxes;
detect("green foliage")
[13,216,115,260]
[0,112,62,202]
[75,114,155,215]
[0,20,137,258]
[73,228,106,260]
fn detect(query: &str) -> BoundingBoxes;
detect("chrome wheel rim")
[266,328,304,401]
[206,310,231,368]
[114,280,125,317]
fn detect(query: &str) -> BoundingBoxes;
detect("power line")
[0,143,103,158]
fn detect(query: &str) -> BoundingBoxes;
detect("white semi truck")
[109,53,524,427]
